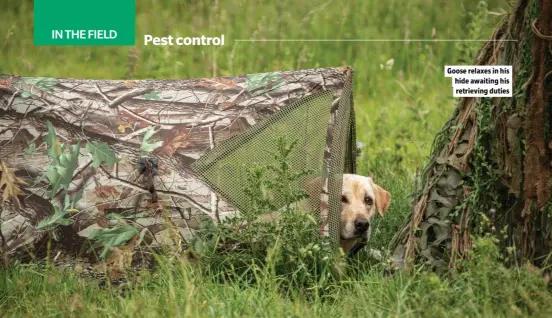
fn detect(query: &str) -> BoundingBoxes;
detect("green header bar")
[34,0,136,46]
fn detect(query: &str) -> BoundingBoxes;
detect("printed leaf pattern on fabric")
[46,141,81,196]
[85,141,118,168]
[88,226,139,259]
[140,127,163,156]
[0,161,28,204]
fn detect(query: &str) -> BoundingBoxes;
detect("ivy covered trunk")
[391,0,552,271]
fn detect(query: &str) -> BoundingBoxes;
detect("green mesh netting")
[191,91,334,215]
[327,77,355,246]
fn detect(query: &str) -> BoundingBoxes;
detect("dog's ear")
[372,183,391,216]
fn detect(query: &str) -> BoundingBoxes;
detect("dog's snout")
[354,217,370,232]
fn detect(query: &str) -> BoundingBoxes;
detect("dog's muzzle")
[354,217,370,235]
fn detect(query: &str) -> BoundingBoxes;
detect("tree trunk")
[391,0,552,272]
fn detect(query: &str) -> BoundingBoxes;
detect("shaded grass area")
[2,239,552,317]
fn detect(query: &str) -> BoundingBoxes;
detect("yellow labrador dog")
[259,173,391,255]
[338,174,391,254]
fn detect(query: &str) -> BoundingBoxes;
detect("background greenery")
[3,0,552,317]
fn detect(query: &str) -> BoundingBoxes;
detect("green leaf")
[35,78,57,91]
[140,127,163,155]
[37,206,72,229]
[245,72,285,95]
[73,187,84,207]
[46,165,61,196]
[87,225,138,259]
[193,237,207,255]
[46,141,82,196]
[142,91,162,100]
[24,137,37,154]
[45,121,62,159]
[63,193,71,210]
[85,141,118,168]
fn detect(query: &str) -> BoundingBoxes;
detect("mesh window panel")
[191,91,334,215]
[326,77,355,247]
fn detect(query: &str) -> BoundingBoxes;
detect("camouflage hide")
[0,67,356,263]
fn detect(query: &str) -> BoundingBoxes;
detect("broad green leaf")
[99,246,111,259]
[85,141,118,168]
[60,191,82,214]
[87,225,138,259]
[140,127,163,155]
[37,207,72,229]
[45,121,62,159]
[63,193,71,210]
[88,226,138,245]
[46,165,62,196]
[46,141,82,196]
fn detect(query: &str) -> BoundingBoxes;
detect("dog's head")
[304,174,391,252]
[339,174,391,248]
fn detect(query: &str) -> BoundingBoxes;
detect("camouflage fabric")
[0,67,356,263]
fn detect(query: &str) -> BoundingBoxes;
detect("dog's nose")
[354,217,370,232]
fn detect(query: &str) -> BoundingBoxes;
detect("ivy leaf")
[85,141,118,168]
[46,141,81,196]
[87,226,138,259]
[45,121,62,159]
[36,206,73,230]
[140,127,163,155]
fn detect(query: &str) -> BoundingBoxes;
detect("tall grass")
[2,236,552,317]
[0,0,506,174]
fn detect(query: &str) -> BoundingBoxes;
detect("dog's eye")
[341,195,348,203]
[364,196,373,205]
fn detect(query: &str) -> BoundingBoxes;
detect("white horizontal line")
[234,39,518,42]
